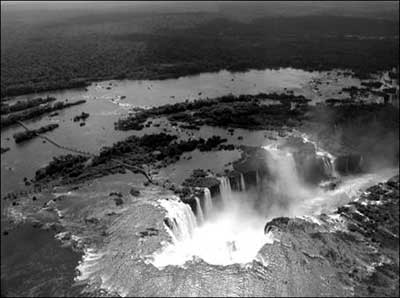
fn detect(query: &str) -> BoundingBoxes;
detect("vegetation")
[1,99,86,128]
[116,90,398,173]
[2,13,398,98]
[115,93,309,130]
[13,123,59,143]
[35,154,90,181]
[182,169,220,189]
[142,17,398,79]
[1,96,56,114]
[1,147,10,154]
[34,133,228,184]
[73,112,90,122]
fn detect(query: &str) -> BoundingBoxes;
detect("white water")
[297,169,397,216]
[158,198,197,242]
[203,188,213,218]
[261,144,397,217]
[240,173,246,191]
[150,143,397,268]
[75,248,104,282]
[218,177,233,203]
[296,131,338,177]
[321,156,334,177]
[151,192,275,267]
[194,196,204,225]
[263,144,312,200]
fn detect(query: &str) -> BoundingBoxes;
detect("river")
[1,67,374,196]
[1,67,395,297]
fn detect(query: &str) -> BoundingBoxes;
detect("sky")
[1,1,398,20]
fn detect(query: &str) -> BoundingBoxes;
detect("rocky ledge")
[260,175,399,297]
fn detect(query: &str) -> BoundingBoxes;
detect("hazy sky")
[1,1,398,20]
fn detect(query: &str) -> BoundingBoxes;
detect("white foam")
[75,248,105,282]
[150,192,273,268]
[263,143,313,200]
[194,196,204,225]
[151,207,273,268]
[149,141,396,269]
[158,197,197,242]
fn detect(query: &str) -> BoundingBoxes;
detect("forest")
[1,8,398,98]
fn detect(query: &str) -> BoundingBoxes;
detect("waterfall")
[240,173,246,191]
[298,132,338,178]
[75,248,104,282]
[203,188,213,217]
[150,139,397,269]
[218,177,233,204]
[263,144,311,200]
[321,156,334,177]
[194,196,204,225]
[159,198,197,242]
[320,154,339,178]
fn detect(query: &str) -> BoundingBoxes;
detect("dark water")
[1,224,83,297]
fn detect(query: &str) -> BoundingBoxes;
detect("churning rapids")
[147,138,396,268]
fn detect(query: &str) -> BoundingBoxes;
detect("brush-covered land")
[2,6,398,98]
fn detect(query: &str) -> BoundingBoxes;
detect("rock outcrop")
[260,175,399,297]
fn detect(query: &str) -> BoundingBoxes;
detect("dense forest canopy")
[1,1,399,97]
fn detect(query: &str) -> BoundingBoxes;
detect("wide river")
[1,67,396,297]
[1,67,376,196]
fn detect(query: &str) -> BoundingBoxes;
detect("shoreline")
[2,64,397,100]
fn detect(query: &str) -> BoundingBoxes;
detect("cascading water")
[203,188,213,217]
[151,193,274,267]
[262,144,312,200]
[159,198,197,242]
[321,156,334,177]
[150,136,396,269]
[218,177,233,203]
[151,145,310,268]
[75,248,104,282]
[240,173,246,191]
[194,196,204,225]
[261,142,397,217]
[297,132,338,178]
